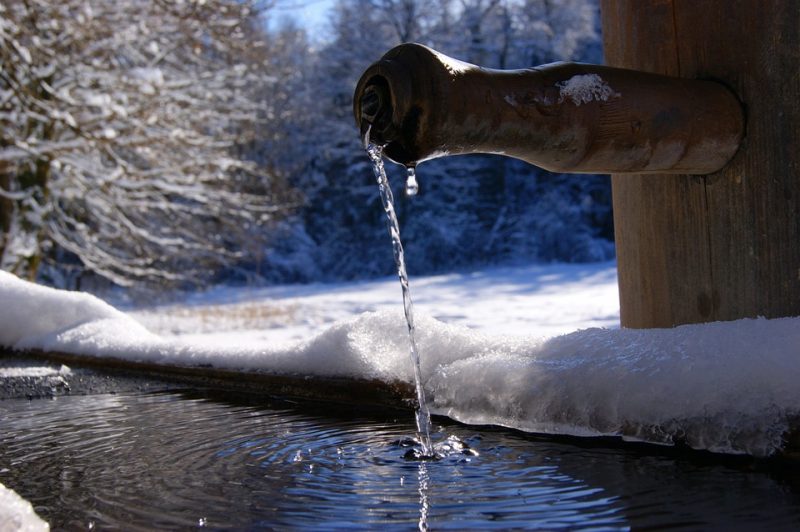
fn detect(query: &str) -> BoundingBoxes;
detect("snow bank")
[428,321,800,456]
[0,482,49,532]
[0,271,132,346]
[2,270,800,456]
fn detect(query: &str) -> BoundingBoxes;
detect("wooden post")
[602,1,800,328]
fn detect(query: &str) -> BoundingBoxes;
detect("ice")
[0,482,49,532]
[2,268,800,456]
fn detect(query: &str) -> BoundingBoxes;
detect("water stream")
[365,140,434,457]
[405,166,419,196]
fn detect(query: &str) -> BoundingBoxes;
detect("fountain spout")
[354,43,744,174]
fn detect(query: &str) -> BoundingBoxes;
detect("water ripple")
[1,391,799,530]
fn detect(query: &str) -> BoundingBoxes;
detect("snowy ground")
[129,261,620,346]
[3,261,800,458]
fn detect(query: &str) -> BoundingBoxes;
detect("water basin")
[2,386,800,530]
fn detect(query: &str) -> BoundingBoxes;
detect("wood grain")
[602,0,800,327]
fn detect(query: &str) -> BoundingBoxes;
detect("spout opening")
[358,75,394,144]
[354,43,453,166]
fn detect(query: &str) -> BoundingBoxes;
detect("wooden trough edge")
[4,347,800,461]
[0,348,417,410]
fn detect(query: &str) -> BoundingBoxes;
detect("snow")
[0,482,49,532]
[0,364,70,379]
[557,74,620,106]
[2,263,800,457]
[131,262,619,344]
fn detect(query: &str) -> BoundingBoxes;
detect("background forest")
[0,0,613,294]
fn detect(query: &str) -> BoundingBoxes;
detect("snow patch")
[557,74,619,106]
[0,270,133,346]
[0,482,49,532]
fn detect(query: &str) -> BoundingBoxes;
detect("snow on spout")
[558,74,620,106]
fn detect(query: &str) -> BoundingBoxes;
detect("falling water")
[364,136,433,457]
[406,166,419,196]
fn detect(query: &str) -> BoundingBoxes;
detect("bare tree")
[458,0,501,63]
[0,0,296,288]
[515,0,601,65]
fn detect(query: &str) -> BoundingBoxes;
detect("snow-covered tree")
[513,0,602,66]
[0,0,296,288]
[266,0,612,282]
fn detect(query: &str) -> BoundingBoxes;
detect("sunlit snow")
[0,482,49,532]
[2,263,800,456]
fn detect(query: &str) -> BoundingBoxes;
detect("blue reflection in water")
[0,391,798,530]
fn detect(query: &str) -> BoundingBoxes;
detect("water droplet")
[406,166,419,196]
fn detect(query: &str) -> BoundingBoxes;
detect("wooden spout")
[354,43,744,175]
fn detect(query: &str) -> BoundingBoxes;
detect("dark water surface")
[2,390,800,530]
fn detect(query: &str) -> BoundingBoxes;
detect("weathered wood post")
[602,1,800,328]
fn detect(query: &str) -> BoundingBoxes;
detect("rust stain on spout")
[354,43,744,174]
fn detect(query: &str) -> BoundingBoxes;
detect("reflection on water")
[1,391,799,530]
